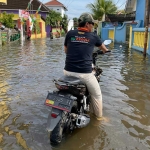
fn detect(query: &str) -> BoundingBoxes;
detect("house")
[0,0,50,38]
[44,0,68,38]
[101,0,150,55]
[125,0,136,13]
[45,0,67,17]
[125,0,146,27]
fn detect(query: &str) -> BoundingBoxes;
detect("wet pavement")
[0,37,150,150]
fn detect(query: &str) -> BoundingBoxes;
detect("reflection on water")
[0,38,150,150]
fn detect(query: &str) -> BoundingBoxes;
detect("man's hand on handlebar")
[99,43,111,54]
[104,50,111,53]
[95,49,111,55]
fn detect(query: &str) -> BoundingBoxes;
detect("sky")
[41,0,127,19]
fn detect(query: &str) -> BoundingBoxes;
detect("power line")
[115,0,121,5]
[64,0,70,6]
[66,0,74,8]
[117,1,127,10]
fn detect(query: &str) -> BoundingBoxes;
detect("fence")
[129,27,150,55]
[10,32,20,42]
[0,30,20,44]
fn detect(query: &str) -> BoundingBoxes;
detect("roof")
[45,0,67,11]
[0,0,49,12]
[106,12,136,22]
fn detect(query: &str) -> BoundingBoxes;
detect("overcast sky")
[41,0,127,19]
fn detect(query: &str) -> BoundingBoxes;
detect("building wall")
[133,0,137,11]
[135,0,145,27]
[68,19,74,31]
[0,10,48,37]
[46,6,65,17]
[115,26,126,43]
[101,28,109,41]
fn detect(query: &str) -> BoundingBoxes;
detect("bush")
[61,31,65,37]
[0,12,14,28]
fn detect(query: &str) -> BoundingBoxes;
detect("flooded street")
[0,37,150,150]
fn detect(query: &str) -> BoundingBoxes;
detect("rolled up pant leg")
[63,70,103,118]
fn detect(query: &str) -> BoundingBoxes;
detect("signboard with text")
[19,10,30,19]
[0,0,7,4]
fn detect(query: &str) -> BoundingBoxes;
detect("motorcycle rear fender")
[46,108,63,132]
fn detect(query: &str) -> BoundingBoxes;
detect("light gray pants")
[63,70,102,117]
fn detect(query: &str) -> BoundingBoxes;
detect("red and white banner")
[19,10,30,19]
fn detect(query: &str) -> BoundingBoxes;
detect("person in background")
[27,27,31,40]
[14,25,18,31]
[56,30,60,38]
[0,22,5,30]
[50,31,53,39]
[63,13,110,120]
[94,28,97,35]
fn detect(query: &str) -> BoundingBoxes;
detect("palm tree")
[86,0,118,20]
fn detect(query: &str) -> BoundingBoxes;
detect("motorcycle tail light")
[51,113,57,118]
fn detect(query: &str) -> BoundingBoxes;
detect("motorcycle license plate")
[45,92,74,112]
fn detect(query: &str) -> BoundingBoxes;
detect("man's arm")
[64,46,67,53]
[98,43,109,53]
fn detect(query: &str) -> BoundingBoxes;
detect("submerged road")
[0,37,150,150]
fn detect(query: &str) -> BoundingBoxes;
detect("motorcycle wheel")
[50,101,78,145]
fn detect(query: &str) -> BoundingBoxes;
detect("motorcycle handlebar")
[105,50,111,53]
[92,50,111,65]
[93,50,111,57]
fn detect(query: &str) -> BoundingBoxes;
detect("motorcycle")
[45,40,111,145]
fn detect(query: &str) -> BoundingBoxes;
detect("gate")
[126,24,130,43]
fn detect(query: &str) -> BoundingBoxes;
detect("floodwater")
[0,37,150,150]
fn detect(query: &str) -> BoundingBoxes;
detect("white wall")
[68,19,74,31]
[133,0,137,11]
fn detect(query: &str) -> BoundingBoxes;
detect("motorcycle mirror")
[103,40,111,45]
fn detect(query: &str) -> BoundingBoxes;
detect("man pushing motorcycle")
[63,12,110,120]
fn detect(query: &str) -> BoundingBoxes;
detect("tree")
[0,12,14,28]
[46,10,62,28]
[60,14,68,33]
[73,17,78,29]
[86,0,118,20]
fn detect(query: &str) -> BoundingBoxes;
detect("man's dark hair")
[78,19,86,27]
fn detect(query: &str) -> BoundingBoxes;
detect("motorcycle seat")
[58,76,84,85]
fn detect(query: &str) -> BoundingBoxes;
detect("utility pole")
[143,0,150,57]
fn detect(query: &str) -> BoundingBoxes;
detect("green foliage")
[73,17,78,29]
[32,20,41,34]
[60,15,68,32]
[0,12,14,28]
[86,0,118,20]
[2,41,6,45]
[46,10,62,27]
[61,30,65,36]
